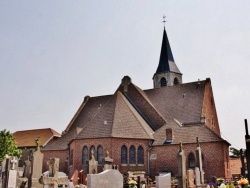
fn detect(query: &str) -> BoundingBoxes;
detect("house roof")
[13,128,61,148]
[43,76,227,151]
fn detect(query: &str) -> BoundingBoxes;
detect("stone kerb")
[87,169,123,188]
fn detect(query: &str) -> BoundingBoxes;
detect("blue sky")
[0,1,250,150]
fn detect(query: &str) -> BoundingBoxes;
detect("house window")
[121,145,127,164]
[160,77,167,87]
[188,153,195,169]
[129,146,136,164]
[89,145,95,160]
[137,146,144,164]
[97,145,103,165]
[164,128,172,144]
[82,146,88,166]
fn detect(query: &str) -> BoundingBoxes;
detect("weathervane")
[162,15,166,27]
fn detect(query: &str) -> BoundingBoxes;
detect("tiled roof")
[13,128,60,148]
[43,77,226,151]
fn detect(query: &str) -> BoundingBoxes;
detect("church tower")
[153,27,182,88]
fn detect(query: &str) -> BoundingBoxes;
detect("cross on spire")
[162,15,166,27]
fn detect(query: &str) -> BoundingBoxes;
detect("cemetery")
[1,136,248,188]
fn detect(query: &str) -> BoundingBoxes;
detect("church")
[42,27,231,181]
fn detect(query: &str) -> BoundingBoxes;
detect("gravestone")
[23,156,32,188]
[1,158,9,188]
[177,142,186,188]
[195,137,204,185]
[103,150,113,171]
[87,169,123,188]
[89,150,98,174]
[187,169,195,188]
[39,158,69,188]
[42,171,68,188]
[7,156,19,188]
[195,167,201,186]
[155,173,171,188]
[31,138,44,188]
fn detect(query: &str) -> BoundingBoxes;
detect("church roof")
[155,27,181,74]
[43,77,226,151]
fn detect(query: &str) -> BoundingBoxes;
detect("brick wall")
[42,150,68,174]
[202,79,221,136]
[66,137,230,181]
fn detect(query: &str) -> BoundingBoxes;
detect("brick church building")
[42,27,231,181]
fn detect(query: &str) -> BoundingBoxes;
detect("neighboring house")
[42,27,231,181]
[13,128,60,167]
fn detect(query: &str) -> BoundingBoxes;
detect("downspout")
[147,140,154,176]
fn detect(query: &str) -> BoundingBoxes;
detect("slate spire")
[156,27,181,74]
[153,27,182,88]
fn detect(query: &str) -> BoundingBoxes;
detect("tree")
[229,147,243,157]
[0,129,21,163]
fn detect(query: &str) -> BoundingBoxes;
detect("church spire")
[153,24,182,88]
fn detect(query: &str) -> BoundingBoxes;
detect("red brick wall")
[42,150,68,174]
[67,137,230,182]
[149,141,230,181]
[68,138,149,177]
[202,79,221,136]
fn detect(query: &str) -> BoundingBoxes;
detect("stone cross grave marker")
[177,142,186,188]
[89,150,98,174]
[195,137,204,185]
[31,137,44,188]
[40,158,69,188]
[103,150,113,171]
[7,156,19,188]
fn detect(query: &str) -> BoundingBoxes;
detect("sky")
[0,1,250,150]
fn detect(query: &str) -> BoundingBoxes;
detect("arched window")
[121,145,127,164]
[137,146,144,164]
[129,146,136,164]
[89,145,95,160]
[160,77,167,87]
[188,153,195,169]
[82,146,88,166]
[174,77,179,85]
[97,145,103,165]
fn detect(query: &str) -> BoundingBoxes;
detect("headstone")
[7,156,19,188]
[103,150,113,171]
[195,167,201,186]
[87,169,123,188]
[31,138,44,188]
[39,159,69,188]
[155,173,171,188]
[47,158,59,177]
[88,150,98,174]
[195,137,204,185]
[177,142,186,188]
[187,169,195,188]
[23,156,31,188]
[1,158,9,188]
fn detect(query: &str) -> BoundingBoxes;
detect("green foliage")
[230,147,241,157]
[0,129,21,163]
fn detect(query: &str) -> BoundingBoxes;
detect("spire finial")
[162,15,166,28]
